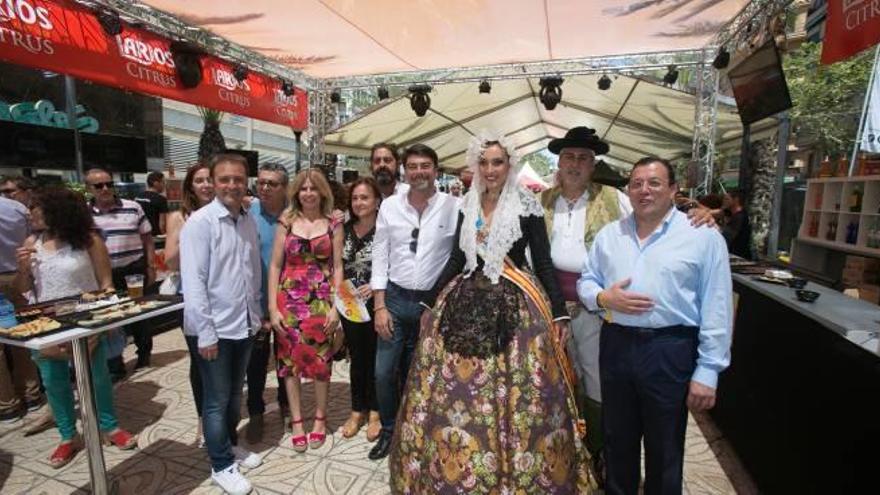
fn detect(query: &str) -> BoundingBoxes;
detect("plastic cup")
[125,274,145,298]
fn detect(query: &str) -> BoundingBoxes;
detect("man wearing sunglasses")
[86,169,155,376]
[369,143,459,460]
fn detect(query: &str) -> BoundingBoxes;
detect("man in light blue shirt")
[244,163,289,443]
[577,156,732,495]
[181,154,263,495]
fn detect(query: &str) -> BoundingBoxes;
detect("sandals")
[365,411,382,442]
[49,436,83,469]
[341,412,365,439]
[103,428,138,450]
[309,415,327,449]
[291,418,308,453]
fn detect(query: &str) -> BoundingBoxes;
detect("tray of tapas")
[58,294,183,329]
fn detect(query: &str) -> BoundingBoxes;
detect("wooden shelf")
[796,236,880,257]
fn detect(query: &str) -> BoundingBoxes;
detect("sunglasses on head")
[90,181,115,190]
[409,228,419,253]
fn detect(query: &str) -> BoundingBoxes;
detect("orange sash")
[501,259,587,438]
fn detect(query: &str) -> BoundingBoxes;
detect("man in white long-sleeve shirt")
[369,144,459,460]
[180,154,263,495]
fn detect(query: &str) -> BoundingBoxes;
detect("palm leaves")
[197,106,226,163]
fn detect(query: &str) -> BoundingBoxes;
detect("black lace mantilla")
[438,273,522,359]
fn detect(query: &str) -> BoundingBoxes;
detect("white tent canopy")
[324,74,765,170]
[141,0,750,79]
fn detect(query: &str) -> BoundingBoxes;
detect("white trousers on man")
[567,307,604,402]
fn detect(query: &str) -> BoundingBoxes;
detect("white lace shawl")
[460,131,545,284]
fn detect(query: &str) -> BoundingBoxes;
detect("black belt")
[603,322,698,337]
[388,281,430,300]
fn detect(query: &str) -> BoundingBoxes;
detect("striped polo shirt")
[91,198,152,268]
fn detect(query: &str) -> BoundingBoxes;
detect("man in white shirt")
[180,154,263,495]
[539,128,630,481]
[370,142,409,199]
[369,143,459,460]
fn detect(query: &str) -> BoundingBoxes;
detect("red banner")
[0,0,307,129]
[821,0,880,64]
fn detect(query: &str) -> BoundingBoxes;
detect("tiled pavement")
[0,330,754,494]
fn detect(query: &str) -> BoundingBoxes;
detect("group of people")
[0,124,734,495]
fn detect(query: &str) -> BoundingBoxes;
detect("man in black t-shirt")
[135,171,169,235]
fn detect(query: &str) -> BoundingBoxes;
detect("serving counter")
[712,274,880,492]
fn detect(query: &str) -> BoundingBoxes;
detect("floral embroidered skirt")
[389,269,591,494]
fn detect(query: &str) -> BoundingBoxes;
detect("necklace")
[476,210,490,245]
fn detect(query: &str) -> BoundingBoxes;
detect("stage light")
[171,42,203,89]
[539,77,563,110]
[598,75,612,91]
[408,85,432,117]
[663,65,679,86]
[330,91,342,104]
[377,86,389,100]
[479,80,491,94]
[97,9,123,36]
[713,47,730,70]
[233,64,248,82]
[281,81,295,96]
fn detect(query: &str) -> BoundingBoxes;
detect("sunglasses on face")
[89,181,115,190]
[409,228,419,253]
[0,188,17,196]
[257,180,282,189]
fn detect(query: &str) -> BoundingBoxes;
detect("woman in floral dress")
[268,169,343,452]
[389,132,592,493]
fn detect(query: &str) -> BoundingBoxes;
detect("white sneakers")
[211,464,252,495]
[232,445,263,469]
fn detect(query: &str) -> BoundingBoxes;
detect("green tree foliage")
[784,42,873,159]
[521,150,555,177]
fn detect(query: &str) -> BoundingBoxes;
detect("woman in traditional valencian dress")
[389,132,591,493]
[268,169,343,453]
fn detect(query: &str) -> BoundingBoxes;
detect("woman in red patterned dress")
[268,169,344,452]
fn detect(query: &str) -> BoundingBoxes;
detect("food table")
[0,300,183,495]
[712,272,880,492]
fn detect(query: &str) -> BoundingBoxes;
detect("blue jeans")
[195,336,253,472]
[374,283,423,433]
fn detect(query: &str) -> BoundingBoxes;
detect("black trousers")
[110,258,152,359]
[341,316,377,412]
[600,322,698,495]
[246,329,287,415]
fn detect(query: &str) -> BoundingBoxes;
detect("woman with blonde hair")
[268,168,344,452]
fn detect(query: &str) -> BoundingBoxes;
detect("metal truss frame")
[712,0,795,51]
[308,91,328,165]
[318,49,708,91]
[691,50,719,197]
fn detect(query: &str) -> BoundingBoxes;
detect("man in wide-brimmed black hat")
[540,127,713,487]
[540,126,629,486]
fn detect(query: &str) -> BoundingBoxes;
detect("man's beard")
[374,168,395,187]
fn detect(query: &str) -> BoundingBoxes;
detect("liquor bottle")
[850,184,863,212]
[815,187,824,209]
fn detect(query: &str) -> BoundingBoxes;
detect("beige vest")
[541,182,622,252]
